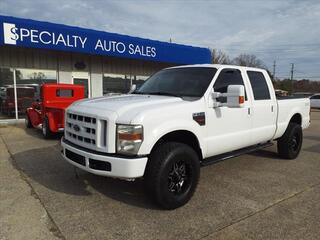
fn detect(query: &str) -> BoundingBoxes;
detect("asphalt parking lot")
[1,110,320,240]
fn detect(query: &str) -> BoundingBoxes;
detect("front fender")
[138,119,205,156]
[45,112,57,132]
[46,110,64,133]
[26,107,42,127]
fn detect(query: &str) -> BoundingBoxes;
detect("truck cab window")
[213,69,246,102]
[56,89,74,97]
[247,71,271,100]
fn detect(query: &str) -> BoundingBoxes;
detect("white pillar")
[13,69,18,120]
[90,73,103,97]
[58,71,72,84]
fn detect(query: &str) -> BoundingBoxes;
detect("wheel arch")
[274,112,303,140]
[149,130,203,161]
[289,113,302,125]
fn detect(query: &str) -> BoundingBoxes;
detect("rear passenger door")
[246,70,277,143]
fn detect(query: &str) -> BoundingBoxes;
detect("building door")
[72,72,90,98]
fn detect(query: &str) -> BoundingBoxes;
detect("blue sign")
[0,15,211,64]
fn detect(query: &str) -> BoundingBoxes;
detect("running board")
[201,142,273,167]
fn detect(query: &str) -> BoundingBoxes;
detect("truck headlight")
[116,124,143,155]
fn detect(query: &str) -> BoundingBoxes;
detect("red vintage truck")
[25,83,84,138]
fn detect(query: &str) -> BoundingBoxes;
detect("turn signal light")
[118,133,143,141]
[239,96,245,104]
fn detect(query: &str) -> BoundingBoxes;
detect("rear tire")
[144,142,200,210]
[277,123,303,159]
[25,114,32,128]
[42,117,53,139]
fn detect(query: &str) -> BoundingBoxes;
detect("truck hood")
[71,94,185,120]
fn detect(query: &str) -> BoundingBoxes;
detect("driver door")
[205,68,253,157]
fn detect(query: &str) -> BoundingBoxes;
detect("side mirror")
[211,85,245,108]
[128,84,137,94]
[226,85,245,108]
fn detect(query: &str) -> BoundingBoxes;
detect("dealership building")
[0,15,211,121]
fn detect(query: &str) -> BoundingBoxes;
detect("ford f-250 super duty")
[61,64,310,209]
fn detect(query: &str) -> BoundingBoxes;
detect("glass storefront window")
[16,68,57,118]
[0,68,15,119]
[103,73,149,95]
[132,75,149,90]
[103,73,131,95]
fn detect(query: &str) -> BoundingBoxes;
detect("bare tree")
[232,54,266,68]
[29,72,46,80]
[211,49,231,64]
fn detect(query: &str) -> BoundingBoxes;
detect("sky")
[1,0,320,80]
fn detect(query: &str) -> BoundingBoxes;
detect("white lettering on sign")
[95,39,157,58]
[3,23,88,49]
[39,31,51,44]
[2,22,156,58]
[128,44,156,57]
[94,39,126,54]
[3,23,17,45]
[78,36,87,48]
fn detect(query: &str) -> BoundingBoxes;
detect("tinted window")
[57,89,73,97]
[247,71,271,100]
[136,67,217,98]
[213,69,246,102]
[311,95,320,99]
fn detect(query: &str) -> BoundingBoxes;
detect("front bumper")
[61,138,148,179]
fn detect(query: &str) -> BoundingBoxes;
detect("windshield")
[134,67,217,98]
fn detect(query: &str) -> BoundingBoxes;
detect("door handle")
[271,105,274,112]
[248,107,251,115]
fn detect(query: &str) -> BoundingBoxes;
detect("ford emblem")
[73,124,80,132]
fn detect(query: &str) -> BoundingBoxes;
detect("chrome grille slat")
[66,128,94,139]
[67,119,96,128]
[65,111,102,149]
[66,131,96,145]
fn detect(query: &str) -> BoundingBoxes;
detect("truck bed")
[274,97,310,139]
[277,96,308,100]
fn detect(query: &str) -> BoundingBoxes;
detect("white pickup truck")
[61,64,310,209]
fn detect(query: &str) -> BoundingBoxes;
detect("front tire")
[25,114,32,128]
[144,142,200,210]
[42,117,53,139]
[277,123,303,159]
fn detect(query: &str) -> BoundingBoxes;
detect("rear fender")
[275,111,303,139]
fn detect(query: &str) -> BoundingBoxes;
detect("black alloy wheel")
[144,142,200,210]
[277,122,303,159]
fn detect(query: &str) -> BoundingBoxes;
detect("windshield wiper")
[131,91,145,95]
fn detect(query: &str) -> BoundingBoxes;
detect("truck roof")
[42,83,85,89]
[168,64,267,72]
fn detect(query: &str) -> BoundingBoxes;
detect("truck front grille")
[65,112,100,149]
[68,113,96,124]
